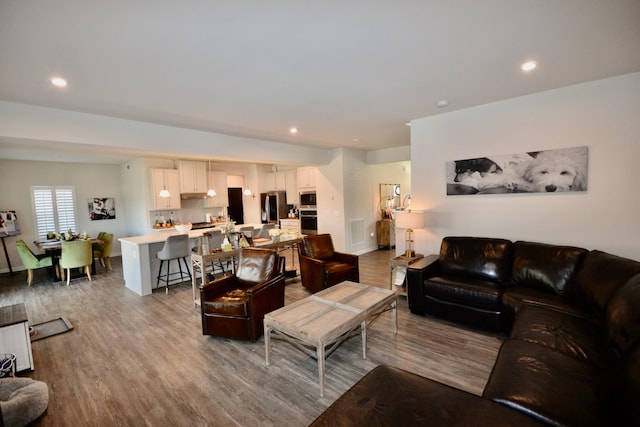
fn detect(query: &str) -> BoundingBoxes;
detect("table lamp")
[395,210,424,257]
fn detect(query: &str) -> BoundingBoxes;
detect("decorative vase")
[221,236,232,252]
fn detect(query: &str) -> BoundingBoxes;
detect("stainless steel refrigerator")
[260,191,288,224]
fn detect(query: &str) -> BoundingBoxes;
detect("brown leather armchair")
[200,247,285,341]
[298,234,359,294]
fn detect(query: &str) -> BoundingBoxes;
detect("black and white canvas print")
[88,197,116,220]
[446,146,588,196]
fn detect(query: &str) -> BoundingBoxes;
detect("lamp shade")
[395,210,424,230]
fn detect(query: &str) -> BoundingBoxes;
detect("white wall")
[410,72,640,261]
[0,159,126,273]
[317,148,412,254]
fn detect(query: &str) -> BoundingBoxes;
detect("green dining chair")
[59,240,93,285]
[15,240,54,286]
[93,232,113,271]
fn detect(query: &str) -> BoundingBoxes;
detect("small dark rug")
[30,317,73,342]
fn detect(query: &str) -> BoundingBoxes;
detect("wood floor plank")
[0,249,502,426]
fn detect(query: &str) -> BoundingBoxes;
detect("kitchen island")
[120,223,293,296]
[119,228,216,296]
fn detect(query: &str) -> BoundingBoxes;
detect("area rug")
[30,317,73,342]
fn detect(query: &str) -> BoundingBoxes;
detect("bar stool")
[156,234,192,293]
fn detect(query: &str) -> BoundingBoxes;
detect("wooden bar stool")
[156,234,192,293]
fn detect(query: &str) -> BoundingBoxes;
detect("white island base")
[119,225,262,296]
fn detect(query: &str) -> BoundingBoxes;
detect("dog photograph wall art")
[446,146,588,196]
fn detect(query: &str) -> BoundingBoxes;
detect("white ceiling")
[1,1,639,163]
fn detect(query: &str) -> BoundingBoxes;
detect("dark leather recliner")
[200,247,285,341]
[297,234,359,294]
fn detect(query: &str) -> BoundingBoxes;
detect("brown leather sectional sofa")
[311,237,640,426]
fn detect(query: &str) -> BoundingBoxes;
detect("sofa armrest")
[200,275,236,300]
[334,251,358,265]
[407,255,440,315]
[246,273,286,297]
[299,254,327,292]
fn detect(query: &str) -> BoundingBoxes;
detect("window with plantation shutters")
[31,186,78,239]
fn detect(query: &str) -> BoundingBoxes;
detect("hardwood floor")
[0,249,503,426]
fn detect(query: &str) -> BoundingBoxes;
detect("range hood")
[180,193,209,200]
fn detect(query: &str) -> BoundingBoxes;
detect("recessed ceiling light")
[289,127,298,134]
[50,77,68,87]
[352,138,360,142]
[521,61,537,72]
[437,99,449,108]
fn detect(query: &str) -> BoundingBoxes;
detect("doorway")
[227,187,245,224]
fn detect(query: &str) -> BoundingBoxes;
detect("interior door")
[227,187,244,224]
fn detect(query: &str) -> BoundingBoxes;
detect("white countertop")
[119,223,264,246]
[119,228,215,245]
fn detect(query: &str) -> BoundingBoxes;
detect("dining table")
[35,237,104,282]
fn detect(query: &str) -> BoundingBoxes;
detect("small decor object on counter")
[268,228,282,243]
[239,234,250,248]
[220,221,235,241]
[221,236,233,252]
[174,223,192,234]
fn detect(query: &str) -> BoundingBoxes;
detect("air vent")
[350,219,365,245]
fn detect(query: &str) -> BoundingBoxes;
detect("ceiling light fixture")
[437,100,449,108]
[158,186,170,198]
[206,159,216,197]
[289,127,298,134]
[50,77,68,87]
[521,61,537,72]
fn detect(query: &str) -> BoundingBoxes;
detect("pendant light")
[158,186,170,198]
[206,159,217,197]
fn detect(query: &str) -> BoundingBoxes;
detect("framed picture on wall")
[446,146,588,196]
[88,197,116,220]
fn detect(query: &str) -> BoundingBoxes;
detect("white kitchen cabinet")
[279,218,301,236]
[297,167,316,190]
[266,171,287,192]
[177,160,208,193]
[0,303,34,373]
[151,168,181,210]
[285,170,298,204]
[204,171,229,207]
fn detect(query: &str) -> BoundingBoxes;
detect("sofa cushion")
[310,365,546,427]
[605,273,640,358]
[324,261,358,286]
[611,339,640,425]
[568,250,640,315]
[509,304,609,368]
[302,234,335,261]
[202,289,248,317]
[502,287,585,317]
[510,241,587,296]
[483,339,611,427]
[440,237,513,283]
[424,275,502,311]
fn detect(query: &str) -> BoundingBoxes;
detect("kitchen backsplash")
[150,198,227,227]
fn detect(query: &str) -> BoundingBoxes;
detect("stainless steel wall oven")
[300,209,318,235]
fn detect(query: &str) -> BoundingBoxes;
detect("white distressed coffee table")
[264,280,397,396]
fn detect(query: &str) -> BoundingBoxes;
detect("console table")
[0,303,34,372]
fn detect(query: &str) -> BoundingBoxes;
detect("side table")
[0,303,34,372]
[389,254,424,296]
